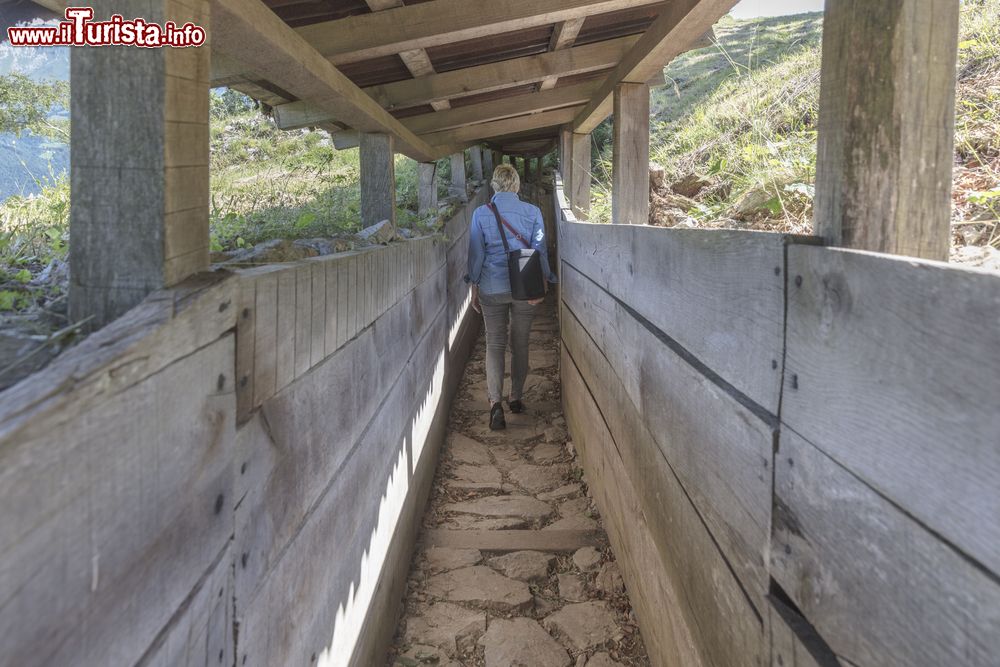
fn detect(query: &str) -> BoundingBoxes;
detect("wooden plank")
[561,272,772,605]
[0,336,235,667]
[813,0,959,260]
[561,344,764,667]
[559,221,796,412]
[324,259,338,356]
[236,274,256,423]
[573,0,738,133]
[275,267,296,391]
[337,255,350,348]
[296,0,663,65]
[611,82,650,225]
[771,429,1000,667]
[253,271,278,405]
[294,264,312,377]
[422,529,606,552]
[424,107,582,145]
[360,133,396,229]
[347,254,359,341]
[782,245,1000,575]
[569,132,591,219]
[310,261,326,367]
[768,597,838,667]
[211,0,437,162]
[362,36,638,110]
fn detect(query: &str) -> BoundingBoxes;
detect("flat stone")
[587,652,624,667]
[492,444,526,471]
[538,484,582,501]
[449,433,491,465]
[424,566,532,612]
[557,573,588,602]
[478,618,572,667]
[425,547,482,574]
[534,594,560,617]
[446,463,502,490]
[594,562,625,596]
[404,602,486,655]
[559,497,591,518]
[573,547,602,572]
[443,495,553,521]
[395,644,461,667]
[510,464,568,494]
[448,515,530,530]
[544,425,568,443]
[488,550,555,583]
[530,442,565,464]
[544,515,598,531]
[543,601,618,651]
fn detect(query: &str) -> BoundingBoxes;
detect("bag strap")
[488,203,530,249]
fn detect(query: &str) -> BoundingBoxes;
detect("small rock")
[559,497,591,518]
[576,655,588,667]
[425,547,482,574]
[565,442,576,457]
[530,442,564,464]
[424,566,532,612]
[538,484,582,501]
[671,172,712,198]
[648,162,667,190]
[543,601,618,651]
[534,594,560,617]
[509,464,568,494]
[558,573,588,602]
[443,495,553,521]
[293,237,336,255]
[489,550,555,583]
[225,238,318,265]
[404,602,486,655]
[594,562,625,596]
[397,644,459,666]
[587,652,624,667]
[357,219,396,245]
[573,547,602,572]
[478,618,571,667]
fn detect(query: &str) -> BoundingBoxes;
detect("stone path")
[387,301,649,667]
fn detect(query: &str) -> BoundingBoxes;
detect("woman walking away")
[466,163,558,431]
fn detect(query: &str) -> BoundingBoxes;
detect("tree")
[0,73,69,141]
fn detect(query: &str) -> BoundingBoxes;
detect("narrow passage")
[388,300,650,667]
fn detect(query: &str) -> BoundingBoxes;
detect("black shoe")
[508,399,524,414]
[490,402,506,430]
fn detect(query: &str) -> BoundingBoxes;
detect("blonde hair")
[491,163,521,193]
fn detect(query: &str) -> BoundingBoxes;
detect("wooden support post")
[570,132,591,220]
[483,149,494,178]
[360,132,396,229]
[449,151,467,201]
[69,0,210,329]
[524,156,533,183]
[612,82,650,225]
[469,146,484,181]
[813,0,959,260]
[560,127,572,178]
[418,161,438,218]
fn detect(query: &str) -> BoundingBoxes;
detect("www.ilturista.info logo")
[7,7,206,48]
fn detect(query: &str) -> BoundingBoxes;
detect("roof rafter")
[420,107,582,145]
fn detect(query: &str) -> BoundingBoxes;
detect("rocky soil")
[386,299,649,667]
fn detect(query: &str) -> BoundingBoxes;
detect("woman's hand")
[471,284,481,313]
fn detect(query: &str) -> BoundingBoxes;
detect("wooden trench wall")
[0,187,488,667]
[552,175,1000,667]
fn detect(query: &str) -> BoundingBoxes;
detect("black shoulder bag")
[488,203,546,301]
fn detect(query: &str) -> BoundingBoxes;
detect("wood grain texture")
[813,0,959,259]
[324,259,338,357]
[569,132,591,219]
[418,162,438,217]
[768,596,839,667]
[611,82,650,225]
[294,264,312,377]
[782,245,1000,576]
[360,133,396,229]
[771,429,1000,667]
[310,261,326,367]
[236,274,256,423]
[0,336,235,667]
[275,267,297,390]
[449,152,467,200]
[559,220,796,412]
[253,271,278,405]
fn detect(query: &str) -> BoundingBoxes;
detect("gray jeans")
[480,292,538,404]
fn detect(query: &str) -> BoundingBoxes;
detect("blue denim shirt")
[466,192,558,296]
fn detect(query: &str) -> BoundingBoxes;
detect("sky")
[730,0,825,19]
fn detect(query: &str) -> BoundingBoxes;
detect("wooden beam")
[296,0,664,65]
[422,106,581,145]
[570,132,591,220]
[401,81,601,135]
[611,83,650,225]
[364,36,637,110]
[359,133,396,228]
[573,0,737,133]
[813,0,959,260]
[210,0,436,162]
[539,17,586,90]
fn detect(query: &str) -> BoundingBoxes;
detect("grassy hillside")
[590,2,1000,268]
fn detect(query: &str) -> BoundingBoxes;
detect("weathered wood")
[573,0,738,133]
[559,221,797,413]
[236,273,257,423]
[211,0,437,162]
[468,146,484,181]
[309,261,326,366]
[423,529,606,552]
[0,335,235,667]
[324,259,338,356]
[360,132,396,230]
[275,267,296,390]
[449,152,467,201]
[70,0,210,327]
[337,255,350,348]
[346,254,359,340]
[423,106,582,145]
[782,245,1000,575]
[561,343,764,667]
[768,596,838,667]
[813,0,959,260]
[294,264,312,377]
[561,269,772,605]
[569,132,591,219]
[482,149,494,179]
[297,0,663,65]
[252,271,278,405]
[418,162,438,218]
[539,17,586,89]
[771,429,1000,667]
[611,82,650,225]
